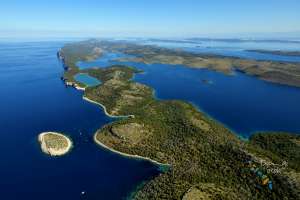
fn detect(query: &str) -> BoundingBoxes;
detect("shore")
[93,134,170,167]
[75,86,86,91]
[38,132,73,156]
[60,53,169,173]
[65,81,86,91]
[82,96,135,118]
[56,40,300,199]
[78,75,170,168]
[65,80,134,118]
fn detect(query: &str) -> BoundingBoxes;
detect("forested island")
[58,40,300,199]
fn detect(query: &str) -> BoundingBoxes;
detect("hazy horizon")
[1,0,300,39]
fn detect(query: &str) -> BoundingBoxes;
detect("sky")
[1,0,300,39]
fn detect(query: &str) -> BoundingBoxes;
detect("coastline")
[82,96,135,118]
[78,77,171,168]
[75,85,86,91]
[63,61,172,189]
[65,81,86,91]
[93,133,170,167]
[75,86,85,91]
[38,132,73,156]
[59,50,171,171]
[56,41,300,200]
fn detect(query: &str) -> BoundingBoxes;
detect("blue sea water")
[0,41,160,200]
[74,73,101,86]
[132,63,300,136]
[1,39,300,200]
[78,50,300,137]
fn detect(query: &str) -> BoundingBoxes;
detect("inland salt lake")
[74,73,101,87]
[0,39,300,199]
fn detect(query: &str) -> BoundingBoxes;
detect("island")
[115,43,300,87]
[61,39,300,88]
[38,132,72,156]
[58,40,300,200]
[247,49,300,57]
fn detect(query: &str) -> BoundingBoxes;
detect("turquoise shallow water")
[74,73,101,86]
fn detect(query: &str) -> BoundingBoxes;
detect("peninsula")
[38,132,72,156]
[58,40,300,200]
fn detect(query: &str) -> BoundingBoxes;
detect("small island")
[38,132,72,156]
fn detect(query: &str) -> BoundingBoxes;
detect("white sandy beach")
[76,83,169,167]
[93,134,170,167]
[82,96,135,118]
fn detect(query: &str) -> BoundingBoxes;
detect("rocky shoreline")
[93,134,169,167]
[38,132,72,156]
[58,50,86,91]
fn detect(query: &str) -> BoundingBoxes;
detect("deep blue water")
[74,73,101,86]
[0,41,160,200]
[1,40,300,200]
[132,63,300,136]
[78,52,300,137]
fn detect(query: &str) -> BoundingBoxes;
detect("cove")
[77,52,300,137]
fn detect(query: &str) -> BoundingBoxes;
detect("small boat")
[202,79,213,84]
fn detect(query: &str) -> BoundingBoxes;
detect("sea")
[0,38,299,199]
